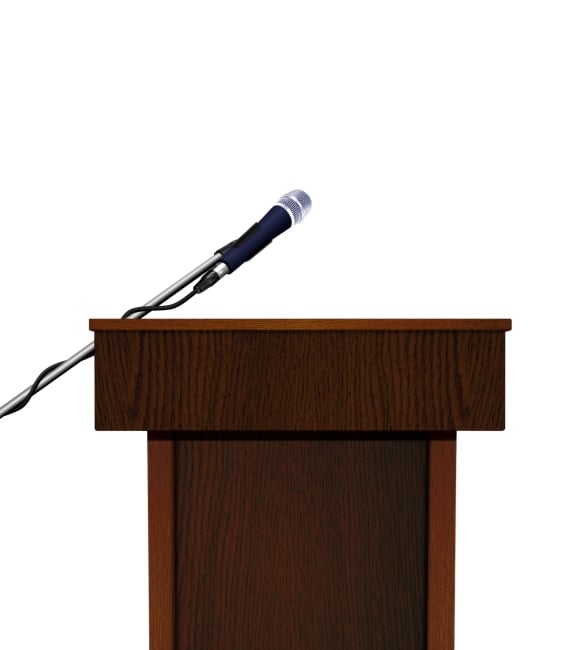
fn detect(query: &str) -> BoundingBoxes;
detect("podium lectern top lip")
[90,318,512,331]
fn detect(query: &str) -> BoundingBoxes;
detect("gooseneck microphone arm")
[0,252,223,419]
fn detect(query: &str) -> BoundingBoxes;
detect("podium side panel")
[428,433,457,650]
[148,435,175,650]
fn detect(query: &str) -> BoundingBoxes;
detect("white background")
[0,1,567,648]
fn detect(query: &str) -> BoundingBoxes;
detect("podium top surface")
[90,318,511,331]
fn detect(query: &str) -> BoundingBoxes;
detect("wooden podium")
[90,318,511,650]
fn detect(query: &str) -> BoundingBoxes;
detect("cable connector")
[193,262,230,294]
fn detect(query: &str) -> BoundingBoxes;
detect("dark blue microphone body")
[220,205,292,273]
[193,189,311,294]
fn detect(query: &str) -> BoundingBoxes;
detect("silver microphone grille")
[275,189,312,225]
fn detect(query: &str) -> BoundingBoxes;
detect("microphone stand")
[0,252,223,419]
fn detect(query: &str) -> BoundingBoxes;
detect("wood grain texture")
[93,322,503,649]
[173,436,428,650]
[94,328,506,431]
[91,318,512,331]
[428,434,457,650]
[146,433,459,650]
[147,436,175,650]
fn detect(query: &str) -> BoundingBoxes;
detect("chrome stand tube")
[0,253,222,419]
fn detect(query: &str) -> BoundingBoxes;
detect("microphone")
[0,188,312,419]
[193,189,312,293]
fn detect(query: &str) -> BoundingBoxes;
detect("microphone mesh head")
[276,189,312,225]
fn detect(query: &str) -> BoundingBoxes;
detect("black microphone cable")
[120,287,198,319]
[1,254,232,418]
[1,362,66,417]
[0,286,202,419]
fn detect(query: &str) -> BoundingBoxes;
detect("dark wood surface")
[147,437,175,650]
[93,325,507,431]
[173,434,428,650]
[428,433,457,650]
[92,321,508,649]
[91,318,512,330]
[147,432,458,650]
